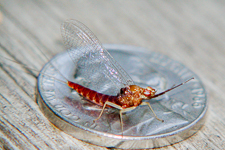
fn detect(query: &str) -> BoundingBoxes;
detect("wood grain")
[0,0,225,149]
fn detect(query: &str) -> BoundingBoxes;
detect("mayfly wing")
[61,20,134,95]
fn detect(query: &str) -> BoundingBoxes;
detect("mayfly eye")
[120,88,123,94]
[144,90,151,96]
[120,87,126,94]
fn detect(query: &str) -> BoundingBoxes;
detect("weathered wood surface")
[0,0,224,149]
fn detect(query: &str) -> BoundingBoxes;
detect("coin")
[37,44,207,149]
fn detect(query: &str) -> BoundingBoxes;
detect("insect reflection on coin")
[54,20,194,135]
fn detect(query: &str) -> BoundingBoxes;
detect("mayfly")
[60,20,194,134]
[1,20,194,135]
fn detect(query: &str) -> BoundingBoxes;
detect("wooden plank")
[0,0,225,149]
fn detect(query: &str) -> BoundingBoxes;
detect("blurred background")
[1,1,224,81]
[0,0,225,149]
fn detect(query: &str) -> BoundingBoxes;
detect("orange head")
[128,85,156,99]
[120,85,156,99]
[143,86,156,98]
[118,85,156,108]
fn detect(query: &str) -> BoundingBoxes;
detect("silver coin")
[37,44,207,149]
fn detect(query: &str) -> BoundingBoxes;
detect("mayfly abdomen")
[67,81,118,106]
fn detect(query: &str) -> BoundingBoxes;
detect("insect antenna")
[0,55,67,85]
[152,77,194,98]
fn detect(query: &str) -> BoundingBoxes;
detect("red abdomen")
[67,81,118,106]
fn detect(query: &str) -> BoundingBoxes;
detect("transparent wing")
[61,20,134,95]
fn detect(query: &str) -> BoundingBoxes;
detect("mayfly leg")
[93,101,127,135]
[93,101,141,135]
[93,101,123,122]
[119,106,137,136]
[141,102,164,122]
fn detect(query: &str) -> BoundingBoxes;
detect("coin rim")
[37,44,207,149]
